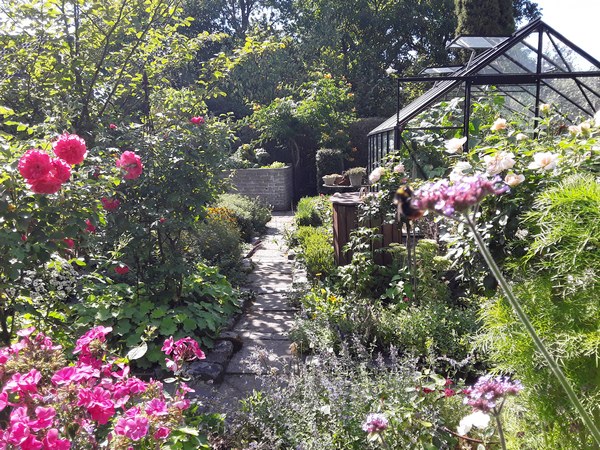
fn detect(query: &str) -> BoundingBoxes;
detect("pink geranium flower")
[114,414,149,441]
[116,151,143,180]
[29,406,56,431]
[154,426,171,439]
[77,387,115,424]
[42,429,71,450]
[74,326,112,356]
[4,369,42,395]
[145,398,168,416]
[53,133,87,165]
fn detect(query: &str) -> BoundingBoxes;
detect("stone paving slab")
[226,339,292,374]
[251,265,293,275]
[233,311,296,333]
[251,293,297,311]
[246,272,293,287]
[239,330,291,340]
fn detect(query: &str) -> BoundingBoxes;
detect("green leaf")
[160,317,177,335]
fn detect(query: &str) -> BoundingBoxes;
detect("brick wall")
[226,166,293,211]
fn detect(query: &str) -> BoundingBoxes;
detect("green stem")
[464,214,600,447]
[493,407,507,450]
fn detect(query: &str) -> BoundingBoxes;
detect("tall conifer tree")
[455,0,515,36]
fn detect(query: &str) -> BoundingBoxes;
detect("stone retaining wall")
[226,166,293,211]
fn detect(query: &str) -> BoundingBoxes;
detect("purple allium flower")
[410,174,509,217]
[362,413,389,434]
[463,375,523,412]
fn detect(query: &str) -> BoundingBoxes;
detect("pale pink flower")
[528,152,558,171]
[504,173,525,187]
[362,413,388,434]
[539,103,551,114]
[483,151,515,176]
[490,118,507,131]
[393,163,405,173]
[368,167,385,184]
[568,125,581,135]
[594,110,600,127]
[515,133,528,141]
[444,136,467,154]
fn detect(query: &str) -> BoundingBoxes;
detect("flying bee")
[394,185,424,220]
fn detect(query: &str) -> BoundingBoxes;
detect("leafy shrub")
[295,226,335,277]
[316,148,344,192]
[295,196,332,227]
[193,207,242,272]
[476,174,600,449]
[74,263,240,368]
[216,193,272,241]
[225,343,467,449]
[261,161,286,169]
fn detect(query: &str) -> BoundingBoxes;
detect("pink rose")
[53,133,87,165]
[29,175,63,195]
[109,123,117,130]
[85,219,96,233]
[51,158,71,183]
[116,151,143,180]
[63,238,75,249]
[114,264,129,275]
[190,116,205,125]
[101,197,120,211]
[18,150,52,180]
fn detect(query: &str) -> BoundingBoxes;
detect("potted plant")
[323,173,341,186]
[345,167,366,187]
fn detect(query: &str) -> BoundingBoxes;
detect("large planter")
[348,173,364,187]
[225,166,293,211]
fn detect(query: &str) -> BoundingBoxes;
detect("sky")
[535,0,600,60]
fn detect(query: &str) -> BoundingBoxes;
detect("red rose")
[114,264,129,275]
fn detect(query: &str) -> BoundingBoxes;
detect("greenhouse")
[368,18,600,172]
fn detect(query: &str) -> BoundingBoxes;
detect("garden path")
[197,212,298,414]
